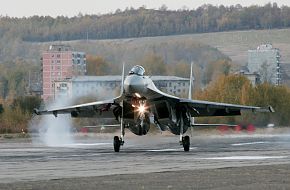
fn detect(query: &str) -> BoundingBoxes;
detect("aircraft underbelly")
[124,118,150,136]
[151,100,190,135]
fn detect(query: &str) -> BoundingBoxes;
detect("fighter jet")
[34,64,274,152]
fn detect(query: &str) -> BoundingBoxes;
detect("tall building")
[42,44,86,101]
[248,44,281,85]
[54,76,191,100]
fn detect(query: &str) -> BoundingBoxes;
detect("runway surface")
[1,131,290,189]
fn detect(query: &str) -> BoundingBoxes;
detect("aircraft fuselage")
[121,67,190,136]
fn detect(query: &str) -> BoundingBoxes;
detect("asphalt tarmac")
[1,130,290,189]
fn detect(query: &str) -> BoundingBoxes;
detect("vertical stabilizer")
[189,62,195,133]
[120,63,125,96]
[188,62,193,100]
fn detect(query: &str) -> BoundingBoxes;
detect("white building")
[54,76,191,100]
[248,44,281,85]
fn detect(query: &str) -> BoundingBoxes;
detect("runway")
[1,131,290,189]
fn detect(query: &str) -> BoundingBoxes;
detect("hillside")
[2,28,290,65]
[56,28,290,66]
[181,29,290,65]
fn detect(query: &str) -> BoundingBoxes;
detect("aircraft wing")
[33,97,122,119]
[34,64,126,119]
[147,84,274,117]
[180,98,274,117]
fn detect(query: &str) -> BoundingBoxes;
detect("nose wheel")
[181,135,190,152]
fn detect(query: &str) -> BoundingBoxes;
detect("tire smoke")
[30,98,74,147]
[29,85,120,146]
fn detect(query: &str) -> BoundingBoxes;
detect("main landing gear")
[114,111,125,152]
[113,136,124,152]
[113,123,125,152]
[179,126,190,152]
[181,136,190,152]
[179,113,190,152]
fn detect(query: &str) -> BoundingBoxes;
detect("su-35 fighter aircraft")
[34,64,274,152]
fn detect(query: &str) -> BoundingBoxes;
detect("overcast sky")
[1,0,290,18]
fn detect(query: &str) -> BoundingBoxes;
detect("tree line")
[0,96,41,133]
[194,75,290,126]
[0,3,290,42]
[1,74,289,133]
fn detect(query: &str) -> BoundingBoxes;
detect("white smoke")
[37,114,74,147]
[30,97,74,147]
[30,85,119,146]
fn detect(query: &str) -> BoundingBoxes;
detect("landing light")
[138,104,146,114]
[135,93,141,98]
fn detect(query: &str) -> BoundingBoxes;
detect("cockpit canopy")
[129,65,145,76]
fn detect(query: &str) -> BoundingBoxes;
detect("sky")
[1,0,290,18]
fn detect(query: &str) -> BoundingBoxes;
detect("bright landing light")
[135,93,141,98]
[138,104,146,114]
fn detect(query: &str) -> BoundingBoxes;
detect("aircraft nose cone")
[124,75,146,94]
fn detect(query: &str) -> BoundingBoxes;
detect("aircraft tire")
[183,136,190,152]
[114,136,121,152]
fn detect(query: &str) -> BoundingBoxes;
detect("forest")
[0,3,289,42]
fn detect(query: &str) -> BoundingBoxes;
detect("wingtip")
[254,105,275,113]
[268,106,275,113]
[259,106,275,113]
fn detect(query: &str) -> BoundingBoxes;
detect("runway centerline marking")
[147,147,197,152]
[59,143,111,147]
[200,156,287,160]
[231,141,270,146]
